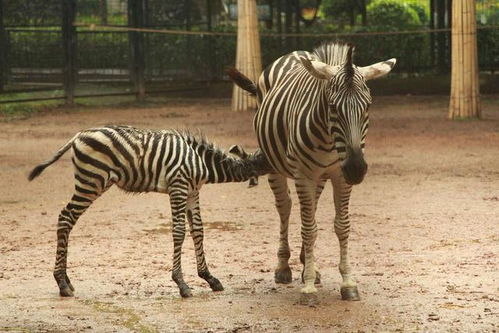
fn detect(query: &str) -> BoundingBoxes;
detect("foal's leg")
[169,185,192,297]
[300,179,326,284]
[54,172,110,296]
[186,192,223,292]
[331,173,359,301]
[268,174,293,284]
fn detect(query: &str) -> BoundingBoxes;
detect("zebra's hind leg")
[186,192,223,292]
[299,179,327,285]
[169,186,192,298]
[54,183,105,297]
[268,174,293,284]
[331,174,359,301]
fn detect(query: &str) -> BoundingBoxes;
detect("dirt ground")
[0,96,498,332]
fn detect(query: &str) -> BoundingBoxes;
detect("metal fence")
[0,0,498,104]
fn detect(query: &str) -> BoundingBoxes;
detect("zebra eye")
[329,104,337,112]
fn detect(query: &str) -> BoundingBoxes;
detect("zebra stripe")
[232,41,395,301]
[28,125,270,298]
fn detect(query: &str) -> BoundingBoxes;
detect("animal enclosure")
[1,96,497,331]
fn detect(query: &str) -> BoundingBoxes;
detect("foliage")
[367,0,421,30]
[3,0,61,26]
[477,28,499,71]
[407,3,428,25]
[321,0,367,26]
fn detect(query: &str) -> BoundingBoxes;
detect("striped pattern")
[28,125,270,298]
[236,42,384,299]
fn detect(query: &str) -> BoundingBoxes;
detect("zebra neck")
[206,155,254,184]
[305,86,335,147]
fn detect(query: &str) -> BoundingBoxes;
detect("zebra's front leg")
[268,174,293,284]
[295,177,320,304]
[169,187,192,298]
[186,192,223,292]
[300,179,327,284]
[331,174,359,301]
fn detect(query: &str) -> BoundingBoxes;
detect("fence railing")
[1,0,498,104]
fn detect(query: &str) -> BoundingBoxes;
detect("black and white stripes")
[29,125,270,298]
[229,41,395,302]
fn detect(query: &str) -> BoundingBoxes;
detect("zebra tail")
[226,67,257,96]
[28,133,79,181]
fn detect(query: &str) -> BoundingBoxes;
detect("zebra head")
[228,145,272,187]
[300,45,396,185]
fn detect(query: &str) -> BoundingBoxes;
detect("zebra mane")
[312,41,354,67]
[178,130,228,160]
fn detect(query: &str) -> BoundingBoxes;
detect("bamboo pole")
[449,0,480,119]
[232,0,262,112]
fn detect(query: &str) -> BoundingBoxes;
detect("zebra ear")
[299,57,340,80]
[358,58,396,81]
[228,145,248,159]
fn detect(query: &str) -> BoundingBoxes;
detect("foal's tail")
[28,133,80,181]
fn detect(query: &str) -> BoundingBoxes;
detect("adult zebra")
[28,125,271,298]
[228,42,396,302]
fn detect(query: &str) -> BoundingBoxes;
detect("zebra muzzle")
[341,150,368,185]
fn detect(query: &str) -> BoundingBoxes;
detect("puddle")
[80,299,157,333]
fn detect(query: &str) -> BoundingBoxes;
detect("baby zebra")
[28,125,271,298]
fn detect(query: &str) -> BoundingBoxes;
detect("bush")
[408,3,428,25]
[367,0,421,30]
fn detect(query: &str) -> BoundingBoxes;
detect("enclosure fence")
[0,0,498,104]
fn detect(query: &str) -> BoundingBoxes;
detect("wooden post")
[0,0,5,93]
[232,0,262,112]
[449,0,481,119]
[128,0,145,101]
[62,0,77,105]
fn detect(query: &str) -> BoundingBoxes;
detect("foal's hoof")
[340,286,360,301]
[299,292,319,306]
[209,278,224,292]
[179,286,193,298]
[65,276,75,292]
[301,270,321,284]
[274,267,292,284]
[59,287,74,297]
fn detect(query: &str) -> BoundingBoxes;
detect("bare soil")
[0,96,498,332]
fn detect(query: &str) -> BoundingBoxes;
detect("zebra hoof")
[274,267,292,284]
[299,292,318,306]
[179,286,193,298]
[301,270,321,284]
[59,287,74,297]
[340,286,360,301]
[209,278,224,292]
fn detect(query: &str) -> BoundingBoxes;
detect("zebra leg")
[300,179,327,284]
[54,180,107,297]
[169,187,192,298]
[331,174,359,301]
[186,192,223,292]
[269,174,293,284]
[295,177,319,303]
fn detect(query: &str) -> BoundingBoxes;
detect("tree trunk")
[232,0,262,112]
[449,0,480,119]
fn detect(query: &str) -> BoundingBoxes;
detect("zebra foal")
[28,125,271,298]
